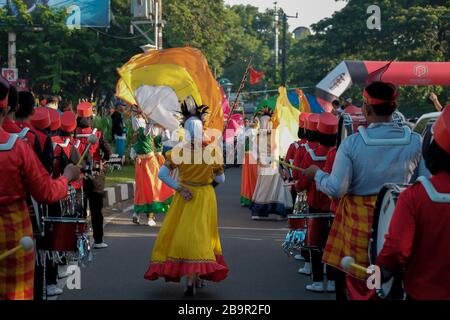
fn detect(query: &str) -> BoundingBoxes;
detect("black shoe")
[184,285,195,297]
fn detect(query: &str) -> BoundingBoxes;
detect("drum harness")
[417,176,450,203]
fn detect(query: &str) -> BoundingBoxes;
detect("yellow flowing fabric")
[116,47,223,132]
[297,89,313,113]
[273,87,301,156]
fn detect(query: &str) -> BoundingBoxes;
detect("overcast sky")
[224,0,347,31]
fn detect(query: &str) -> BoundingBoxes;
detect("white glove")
[130,147,137,161]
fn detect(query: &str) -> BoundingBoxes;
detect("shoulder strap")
[57,138,71,148]
[0,134,19,151]
[18,127,30,139]
[358,126,412,146]
[77,128,98,138]
[305,143,326,161]
[417,176,450,203]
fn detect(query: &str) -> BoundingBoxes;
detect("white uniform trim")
[18,127,30,139]
[76,128,98,138]
[358,126,412,146]
[417,176,450,203]
[304,143,326,161]
[57,138,71,148]
[0,134,19,151]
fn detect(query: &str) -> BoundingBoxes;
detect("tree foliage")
[288,0,450,116]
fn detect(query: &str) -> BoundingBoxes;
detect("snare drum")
[42,217,86,252]
[303,213,334,249]
[60,185,84,218]
[370,184,409,299]
[28,197,46,238]
[288,214,307,230]
[292,191,309,214]
[337,113,367,148]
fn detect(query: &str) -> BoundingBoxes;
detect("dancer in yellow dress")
[144,108,228,297]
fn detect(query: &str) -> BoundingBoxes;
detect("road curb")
[103,181,135,207]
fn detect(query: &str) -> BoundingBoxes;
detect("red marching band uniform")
[292,114,320,181]
[295,112,339,290]
[285,113,310,165]
[0,79,70,300]
[377,107,450,300]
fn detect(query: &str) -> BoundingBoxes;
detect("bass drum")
[370,184,409,299]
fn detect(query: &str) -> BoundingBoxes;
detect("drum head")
[371,185,409,262]
[370,184,408,298]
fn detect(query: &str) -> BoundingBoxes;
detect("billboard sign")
[1,68,18,82]
[0,0,110,28]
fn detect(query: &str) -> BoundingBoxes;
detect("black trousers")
[311,250,335,282]
[84,191,104,244]
[334,268,348,301]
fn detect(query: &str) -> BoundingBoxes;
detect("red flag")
[366,60,394,84]
[250,67,264,85]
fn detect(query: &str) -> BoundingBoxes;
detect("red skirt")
[240,152,258,206]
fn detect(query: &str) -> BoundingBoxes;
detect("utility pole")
[157,0,163,49]
[273,2,279,84]
[6,0,16,69]
[280,10,298,87]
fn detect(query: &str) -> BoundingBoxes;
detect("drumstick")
[76,134,99,167]
[341,256,370,274]
[0,237,34,261]
[278,160,305,174]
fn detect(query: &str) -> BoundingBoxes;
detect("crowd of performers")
[241,81,450,300]
[0,75,228,299]
[1,73,449,301]
[0,76,111,300]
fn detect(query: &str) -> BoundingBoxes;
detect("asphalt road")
[60,167,334,300]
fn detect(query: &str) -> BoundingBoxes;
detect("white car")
[413,112,441,136]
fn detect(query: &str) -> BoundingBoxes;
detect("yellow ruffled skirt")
[144,184,228,282]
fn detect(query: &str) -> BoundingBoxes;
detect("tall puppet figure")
[239,118,259,207]
[250,111,293,220]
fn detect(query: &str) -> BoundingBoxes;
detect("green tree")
[288,0,449,116]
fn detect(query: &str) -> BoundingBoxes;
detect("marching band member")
[283,113,310,202]
[0,77,80,300]
[130,114,174,226]
[250,112,293,220]
[76,102,111,249]
[295,112,339,292]
[2,86,21,134]
[30,107,54,173]
[144,108,228,297]
[239,118,258,207]
[291,113,320,268]
[377,107,450,300]
[292,113,320,181]
[15,91,41,156]
[304,82,429,300]
[285,113,310,168]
